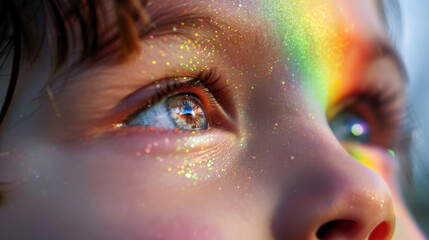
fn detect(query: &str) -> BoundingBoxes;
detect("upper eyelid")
[108,70,235,120]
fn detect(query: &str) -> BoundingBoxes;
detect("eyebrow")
[140,4,222,40]
[61,1,405,87]
[86,3,249,70]
[45,1,270,104]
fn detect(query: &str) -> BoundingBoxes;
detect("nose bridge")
[269,130,395,239]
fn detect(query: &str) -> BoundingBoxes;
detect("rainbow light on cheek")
[264,0,352,109]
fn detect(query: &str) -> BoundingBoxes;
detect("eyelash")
[122,69,235,131]
[355,88,401,123]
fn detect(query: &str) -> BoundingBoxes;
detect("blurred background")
[398,0,429,236]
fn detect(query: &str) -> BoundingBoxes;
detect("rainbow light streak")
[346,144,390,177]
[264,0,351,109]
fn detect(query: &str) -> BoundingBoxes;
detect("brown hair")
[0,0,151,122]
[0,0,151,206]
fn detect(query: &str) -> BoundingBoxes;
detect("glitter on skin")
[155,133,237,182]
[134,1,356,186]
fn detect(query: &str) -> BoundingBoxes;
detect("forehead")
[144,0,389,83]
[59,0,392,110]
[151,0,386,34]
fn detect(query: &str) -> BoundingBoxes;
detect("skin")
[0,0,426,239]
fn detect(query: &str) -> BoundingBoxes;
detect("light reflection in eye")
[168,94,208,130]
[351,123,365,137]
[125,93,208,130]
[329,111,370,143]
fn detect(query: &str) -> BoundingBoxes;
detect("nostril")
[369,222,389,240]
[316,220,356,239]
[316,220,338,238]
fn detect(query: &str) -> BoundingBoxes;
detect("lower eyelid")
[89,126,235,152]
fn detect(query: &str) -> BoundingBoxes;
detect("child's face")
[0,0,425,239]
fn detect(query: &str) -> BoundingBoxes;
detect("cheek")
[65,143,275,239]
[0,131,261,238]
[80,130,240,190]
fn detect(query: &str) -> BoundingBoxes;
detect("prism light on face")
[264,0,351,109]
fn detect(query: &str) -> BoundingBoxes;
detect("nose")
[271,147,395,240]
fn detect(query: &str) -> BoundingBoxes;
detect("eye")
[125,93,208,130]
[329,111,370,143]
[112,70,237,133]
